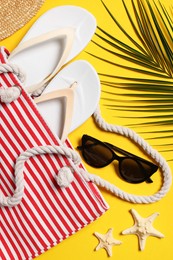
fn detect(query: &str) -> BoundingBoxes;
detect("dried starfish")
[94,228,122,257]
[122,209,164,250]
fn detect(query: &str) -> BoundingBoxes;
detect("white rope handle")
[0,62,26,83]
[0,145,81,207]
[1,139,171,207]
[81,170,171,204]
[0,62,26,103]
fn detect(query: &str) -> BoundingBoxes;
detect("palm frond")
[89,0,173,153]
[99,73,172,84]
[92,38,164,71]
[100,0,148,55]
[88,52,169,77]
[101,81,173,92]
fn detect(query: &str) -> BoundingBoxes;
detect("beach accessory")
[0,47,108,260]
[77,134,158,184]
[94,228,122,257]
[0,0,45,40]
[122,209,164,251]
[8,5,96,95]
[35,60,100,142]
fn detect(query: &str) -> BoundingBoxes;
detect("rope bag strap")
[0,145,81,207]
[0,62,25,103]
[0,140,171,207]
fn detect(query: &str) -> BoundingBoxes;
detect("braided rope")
[81,170,170,204]
[0,145,81,207]
[1,136,171,207]
[0,62,26,83]
[0,62,26,103]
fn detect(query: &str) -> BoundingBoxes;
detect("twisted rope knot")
[55,166,75,187]
[0,86,21,103]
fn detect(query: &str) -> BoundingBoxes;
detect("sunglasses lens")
[83,140,114,167]
[120,158,146,183]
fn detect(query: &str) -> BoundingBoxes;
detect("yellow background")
[1,0,172,259]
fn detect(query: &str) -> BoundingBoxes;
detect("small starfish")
[94,228,122,257]
[122,209,164,251]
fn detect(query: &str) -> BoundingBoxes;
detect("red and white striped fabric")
[0,47,108,260]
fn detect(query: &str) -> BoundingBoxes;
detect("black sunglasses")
[77,135,158,184]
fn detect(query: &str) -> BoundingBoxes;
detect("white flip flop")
[35,60,100,142]
[8,6,96,94]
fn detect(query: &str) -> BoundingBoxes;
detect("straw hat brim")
[0,0,45,41]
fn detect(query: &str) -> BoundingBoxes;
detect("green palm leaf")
[89,0,173,157]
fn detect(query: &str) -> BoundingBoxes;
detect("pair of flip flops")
[9,5,100,141]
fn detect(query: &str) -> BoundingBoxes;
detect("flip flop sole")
[9,6,96,88]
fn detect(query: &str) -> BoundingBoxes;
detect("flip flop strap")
[34,81,77,142]
[9,28,75,94]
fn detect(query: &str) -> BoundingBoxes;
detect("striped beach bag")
[0,47,109,260]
